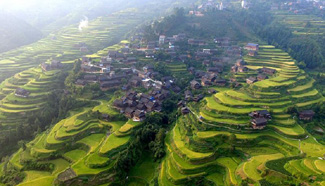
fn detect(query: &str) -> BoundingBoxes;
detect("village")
[2,1,325,186]
[30,30,313,128]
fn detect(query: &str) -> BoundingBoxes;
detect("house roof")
[247,77,257,82]
[253,118,267,125]
[185,90,193,96]
[300,110,315,115]
[257,74,268,79]
[134,110,145,117]
[125,107,135,114]
[247,43,259,47]
[257,110,270,115]
[15,88,29,95]
[181,107,190,112]
[190,80,200,86]
[145,101,157,109]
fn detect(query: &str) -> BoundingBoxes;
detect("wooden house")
[299,110,315,121]
[257,74,269,81]
[238,66,248,73]
[251,118,267,129]
[259,67,276,75]
[190,80,202,89]
[133,110,146,121]
[125,107,135,118]
[246,77,257,84]
[236,59,246,67]
[15,88,30,98]
[248,51,257,56]
[181,107,190,115]
[185,90,193,101]
[249,110,272,119]
[215,79,227,86]
[244,43,259,51]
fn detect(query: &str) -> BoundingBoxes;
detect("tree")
[18,141,26,151]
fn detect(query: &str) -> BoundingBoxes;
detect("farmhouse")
[181,107,190,115]
[214,37,230,46]
[299,110,315,121]
[136,103,147,110]
[81,65,97,73]
[188,39,207,46]
[251,118,267,129]
[143,65,154,73]
[215,79,227,86]
[159,35,166,45]
[190,80,202,89]
[238,66,248,73]
[195,71,206,78]
[257,74,269,81]
[244,43,259,51]
[75,79,86,86]
[126,57,137,63]
[100,80,121,90]
[193,94,204,102]
[201,73,217,86]
[249,110,272,119]
[15,88,30,98]
[41,60,63,71]
[101,114,110,121]
[246,77,257,84]
[248,51,257,56]
[177,100,186,108]
[133,110,146,121]
[145,101,159,112]
[208,89,217,94]
[84,75,97,81]
[259,67,276,75]
[207,67,223,73]
[130,78,141,87]
[185,90,193,101]
[125,107,135,118]
[147,41,157,49]
[236,59,246,66]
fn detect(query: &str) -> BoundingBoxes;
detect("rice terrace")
[0,0,325,186]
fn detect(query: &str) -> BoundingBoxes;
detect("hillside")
[160,45,325,185]
[0,0,325,186]
[0,12,42,53]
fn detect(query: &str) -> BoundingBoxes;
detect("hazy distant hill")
[0,12,42,53]
[1,0,158,34]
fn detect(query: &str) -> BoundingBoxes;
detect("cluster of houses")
[246,67,277,84]
[113,89,170,121]
[249,109,316,130]
[80,46,138,75]
[231,59,248,73]
[249,110,272,129]
[188,0,228,17]
[280,0,325,13]
[229,43,277,84]
[41,60,63,72]
[76,69,129,90]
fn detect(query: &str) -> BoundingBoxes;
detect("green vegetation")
[1,1,325,186]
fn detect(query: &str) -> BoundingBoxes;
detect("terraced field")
[0,67,65,138]
[159,45,325,185]
[0,31,158,185]
[273,10,325,35]
[0,8,155,84]
[0,95,140,185]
